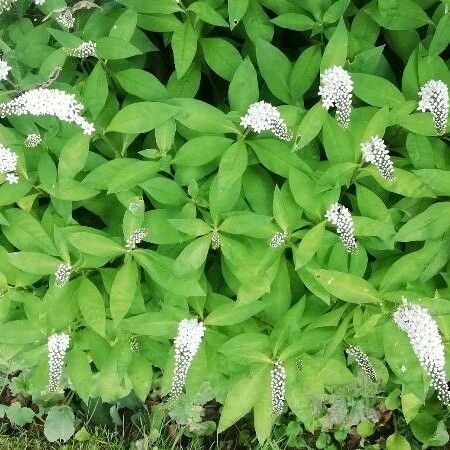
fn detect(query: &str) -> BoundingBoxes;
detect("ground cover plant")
[0,0,449,448]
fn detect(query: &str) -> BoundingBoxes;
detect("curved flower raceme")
[361,136,395,181]
[48,333,70,392]
[0,88,95,135]
[325,202,357,253]
[318,66,353,129]
[394,299,450,405]
[346,346,377,382]
[271,360,286,415]
[240,101,293,141]
[418,80,448,135]
[56,10,75,29]
[270,232,287,248]
[170,318,205,399]
[0,142,18,184]
[65,41,97,58]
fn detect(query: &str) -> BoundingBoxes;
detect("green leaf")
[129,354,152,402]
[386,433,411,450]
[229,57,259,113]
[352,73,404,107]
[290,45,321,100]
[294,221,326,269]
[188,2,228,27]
[6,403,35,427]
[321,18,348,71]
[395,203,450,242]
[171,98,238,134]
[172,21,198,78]
[362,107,389,141]
[205,301,265,326]
[58,134,89,181]
[110,8,137,41]
[173,136,233,166]
[256,38,291,103]
[0,320,43,344]
[201,38,242,81]
[120,312,177,337]
[173,235,210,276]
[9,252,60,275]
[428,13,450,57]
[77,277,106,336]
[107,102,179,134]
[114,69,168,101]
[83,62,108,119]
[107,161,160,193]
[68,232,125,258]
[294,102,327,150]
[66,347,92,404]
[309,268,379,304]
[44,406,75,443]
[218,367,269,432]
[228,0,249,28]
[110,259,138,325]
[96,37,142,59]
[271,13,315,31]
[376,0,431,30]
[141,177,187,205]
[323,0,350,23]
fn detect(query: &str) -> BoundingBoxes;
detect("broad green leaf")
[110,259,138,325]
[205,301,265,326]
[271,13,314,31]
[290,45,321,100]
[77,277,106,336]
[0,320,43,344]
[58,134,89,181]
[309,268,379,304]
[83,62,108,119]
[172,136,233,166]
[376,0,432,30]
[352,73,404,107]
[386,433,411,450]
[107,161,160,193]
[44,406,75,443]
[396,203,450,242]
[295,102,327,150]
[141,177,187,206]
[68,232,125,258]
[66,347,92,404]
[188,2,228,27]
[228,0,249,28]
[96,37,142,59]
[428,13,450,57]
[114,69,168,101]
[294,221,326,269]
[9,252,60,275]
[172,21,198,78]
[201,38,242,81]
[6,403,35,427]
[173,235,210,276]
[107,102,179,133]
[109,8,137,41]
[321,18,348,71]
[256,38,291,103]
[129,354,152,401]
[120,312,177,337]
[229,57,259,113]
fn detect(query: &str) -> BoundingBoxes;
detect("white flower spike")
[0,142,18,184]
[325,202,357,253]
[54,263,71,288]
[271,360,286,415]
[0,88,95,135]
[394,298,450,405]
[318,66,353,129]
[65,41,97,58]
[0,0,18,13]
[270,231,287,248]
[347,346,377,382]
[361,136,395,181]
[25,133,42,148]
[125,228,147,250]
[56,10,75,29]
[417,80,448,135]
[240,101,293,141]
[47,332,70,392]
[0,59,11,81]
[170,318,205,399]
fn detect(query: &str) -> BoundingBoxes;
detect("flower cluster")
[35,0,45,5]
[270,360,286,415]
[318,66,353,129]
[0,59,11,81]
[0,142,18,184]
[125,228,147,250]
[170,318,205,399]
[48,332,70,392]
[346,346,377,382]
[240,101,293,141]
[325,202,357,253]
[65,41,97,58]
[0,0,17,14]
[0,88,95,135]
[210,231,221,250]
[129,336,139,353]
[270,231,287,248]
[361,136,395,181]
[55,9,75,29]
[417,80,448,135]
[25,133,42,148]
[54,263,71,288]
[394,299,450,405]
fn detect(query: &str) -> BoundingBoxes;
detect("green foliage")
[0,0,449,447]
